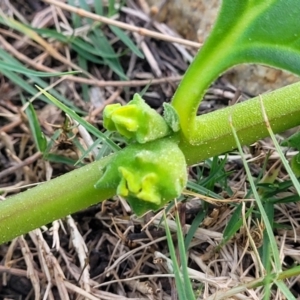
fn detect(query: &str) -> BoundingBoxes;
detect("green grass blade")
[229,114,282,273]
[78,0,90,12]
[94,0,103,15]
[259,96,300,197]
[174,210,196,300]
[261,202,273,300]
[70,43,104,64]
[90,32,127,79]
[0,61,78,77]
[220,204,253,248]
[163,212,186,300]
[29,26,119,59]
[68,0,81,27]
[186,180,222,199]
[77,54,89,102]
[274,280,296,300]
[201,157,229,190]
[72,36,120,58]
[43,130,62,159]
[36,86,120,152]
[261,202,274,270]
[185,208,206,250]
[222,203,243,243]
[22,98,47,152]
[109,25,144,58]
[75,137,102,166]
[46,154,84,166]
[29,27,70,43]
[0,48,83,112]
[108,0,117,16]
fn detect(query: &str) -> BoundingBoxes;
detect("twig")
[0,151,42,180]
[18,236,41,299]
[63,75,183,87]
[43,0,201,48]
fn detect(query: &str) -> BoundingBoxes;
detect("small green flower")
[95,138,187,215]
[103,93,171,143]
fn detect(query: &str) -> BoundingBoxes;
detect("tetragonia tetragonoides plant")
[1,0,300,244]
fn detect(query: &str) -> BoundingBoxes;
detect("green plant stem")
[0,155,114,244]
[171,43,233,140]
[2,82,300,244]
[171,2,271,141]
[179,81,300,165]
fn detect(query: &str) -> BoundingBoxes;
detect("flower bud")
[95,138,187,215]
[103,94,171,143]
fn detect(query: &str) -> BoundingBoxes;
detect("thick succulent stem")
[0,155,114,244]
[179,82,300,164]
[2,82,300,244]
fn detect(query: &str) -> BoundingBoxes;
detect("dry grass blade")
[43,0,201,48]
[0,151,42,180]
[18,236,41,299]
[66,215,90,292]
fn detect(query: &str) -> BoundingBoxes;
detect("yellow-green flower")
[103,94,171,143]
[95,138,187,215]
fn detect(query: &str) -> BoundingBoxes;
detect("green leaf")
[219,204,254,249]
[29,27,70,43]
[186,180,222,200]
[290,153,300,177]
[172,0,300,143]
[72,36,120,58]
[204,1,300,72]
[77,51,89,102]
[71,43,104,64]
[261,202,274,271]
[163,103,180,132]
[43,129,61,159]
[282,131,300,150]
[108,0,117,16]
[31,26,120,59]
[78,0,90,12]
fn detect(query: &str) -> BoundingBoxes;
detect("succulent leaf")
[281,131,300,151]
[290,153,300,177]
[163,103,181,132]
